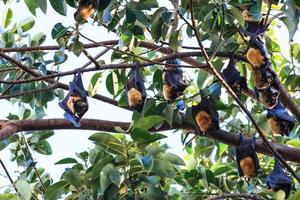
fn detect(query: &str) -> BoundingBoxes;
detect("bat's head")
[128,87,143,108]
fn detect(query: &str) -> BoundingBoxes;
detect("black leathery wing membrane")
[235,134,260,179]
[221,54,248,99]
[59,72,89,127]
[267,103,296,136]
[267,158,293,198]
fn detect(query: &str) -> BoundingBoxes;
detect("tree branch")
[204,193,265,200]
[1,41,299,120]
[1,118,300,163]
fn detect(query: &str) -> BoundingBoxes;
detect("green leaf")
[31,32,46,46]
[151,159,175,178]
[136,154,153,170]
[0,194,19,200]
[147,176,161,185]
[151,18,164,41]
[19,17,35,32]
[98,0,111,11]
[89,132,126,156]
[24,0,38,16]
[49,0,67,16]
[54,50,67,65]
[38,0,47,13]
[51,23,68,39]
[106,72,118,96]
[34,140,52,155]
[70,40,84,56]
[131,128,166,145]
[23,109,31,119]
[45,181,68,200]
[169,30,180,51]
[132,115,165,131]
[228,6,245,27]
[287,139,300,148]
[63,169,81,187]
[2,31,14,47]
[160,153,185,165]
[274,190,286,200]
[55,158,78,165]
[2,8,13,28]
[15,180,32,200]
[100,164,120,193]
[197,71,209,88]
[88,72,102,96]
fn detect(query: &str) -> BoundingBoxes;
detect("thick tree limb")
[1,118,300,163]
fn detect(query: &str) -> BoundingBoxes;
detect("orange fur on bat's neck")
[240,156,255,178]
[268,117,282,135]
[66,96,82,114]
[195,111,212,133]
[128,88,143,108]
[163,84,173,101]
[80,5,95,20]
[242,10,255,22]
[246,48,265,68]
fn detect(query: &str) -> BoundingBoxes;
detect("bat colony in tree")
[54,0,298,198]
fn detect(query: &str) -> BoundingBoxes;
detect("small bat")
[163,59,188,101]
[267,103,296,136]
[253,66,275,90]
[59,72,88,127]
[74,0,98,21]
[192,95,219,135]
[222,55,248,99]
[266,158,293,198]
[236,134,260,180]
[125,64,146,112]
[255,86,280,109]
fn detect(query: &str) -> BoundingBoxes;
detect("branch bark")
[1,118,300,163]
[204,193,265,200]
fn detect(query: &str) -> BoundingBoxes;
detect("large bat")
[267,158,293,198]
[267,103,296,136]
[192,95,219,135]
[235,134,260,180]
[163,59,188,101]
[59,72,88,127]
[125,64,146,112]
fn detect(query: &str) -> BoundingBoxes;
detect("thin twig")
[0,84,58,100]
[0,158,18,193]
